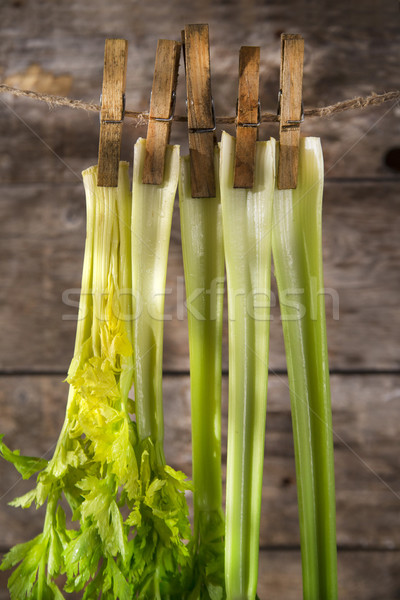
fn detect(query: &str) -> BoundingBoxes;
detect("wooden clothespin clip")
[182,24,216,198]
[97,38,128,187]
[233,46,261,189]
[142,39,181,185]
[277,34,304,190]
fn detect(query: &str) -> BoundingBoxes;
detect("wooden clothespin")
[277,34,304,190]
[182,24,216,198]
[97,39,128,187]
[142,39,181,185]
[233,46,260,189]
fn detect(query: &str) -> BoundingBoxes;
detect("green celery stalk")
[130,139,193,598]
[272,137,338,600]
[220,131,275,600]
[179,149,225,597]
[131,139,178,454]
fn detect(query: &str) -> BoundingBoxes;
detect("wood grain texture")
[0,1,399,595]
[0,100,397,184]
[0,182,399,372]
[233,46,260,188]
[278,34,304,190]
[1,374,399,550]
[143,39,181,185]
[97,39,128,187]
[0,1,399,183]
[257,550,400,600]
[184,24,216,197]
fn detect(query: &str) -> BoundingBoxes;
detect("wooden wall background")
[0,0,399,598]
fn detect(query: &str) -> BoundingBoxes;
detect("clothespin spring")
[150,90,176,123]
[277,90,304,126]
[236,99,261,128]
[187,98,216,133]
[99,93,126,124]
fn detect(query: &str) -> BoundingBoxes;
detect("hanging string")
[0,84,399,125]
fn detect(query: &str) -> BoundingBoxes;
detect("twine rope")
[0,84,399,125]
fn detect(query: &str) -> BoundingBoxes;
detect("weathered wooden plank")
[0,182,399,372]
[0,1,399,182]
[0,1,398,595]
[1,374,399,551]
[0,107,142,186]
[257,549,400,600]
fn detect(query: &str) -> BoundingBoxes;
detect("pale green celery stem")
[61,165,131,444]
[86,163,132,407]
[131,139,179,448]
[43,492,59,535]
[37,554,46,599]
[74,166,97,354]
[84,163,129,341]
[114,165,134,402]
[116,163,134,343]
[91,180,116,355]
[272,138,337,600]
[53,167,98,450]
[38,494,58,600]
[39,492,60,596]
[220,132,275,600]
[179,150,224,541]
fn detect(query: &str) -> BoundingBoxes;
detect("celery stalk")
[130,139,193,598]
[131,139,179,453]
[179,150,225,597]
[272,137,338,600]
[220,131,275,600]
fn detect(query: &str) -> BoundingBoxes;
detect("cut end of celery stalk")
[82,160,130,183]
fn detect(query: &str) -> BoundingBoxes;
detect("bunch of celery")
[179,149,225,599]
[0,133,338,600]
[1,162,137,598]
[1,143,193,599]
[219,132,275,600]
[272,137,338,599]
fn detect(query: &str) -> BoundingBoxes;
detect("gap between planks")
[1,369,400,377]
